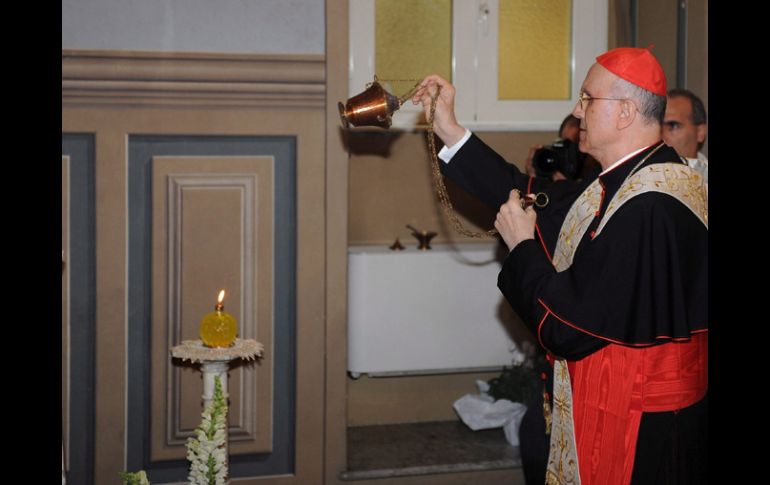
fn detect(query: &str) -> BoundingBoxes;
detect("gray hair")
[612,78,667,125]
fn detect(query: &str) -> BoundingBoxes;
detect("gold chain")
[622,141,665,184]
[426,86,499,238]
[378,78,424,84]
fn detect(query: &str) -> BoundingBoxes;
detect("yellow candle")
[199,289,238,348]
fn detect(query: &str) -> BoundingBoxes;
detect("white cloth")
[685,152,708,185]
[453,380,528,446]
[437,128,472,163]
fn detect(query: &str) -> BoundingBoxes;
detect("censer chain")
[425,86,499,238]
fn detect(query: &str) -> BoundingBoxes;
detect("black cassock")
[441,134,708,485]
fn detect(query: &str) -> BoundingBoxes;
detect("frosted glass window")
[375,0,452,96]
[498,0,572,100]
[351,0,607,130]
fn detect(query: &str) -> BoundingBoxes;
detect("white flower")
[186,376,229,485]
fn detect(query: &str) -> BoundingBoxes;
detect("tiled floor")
[341,420,521,481]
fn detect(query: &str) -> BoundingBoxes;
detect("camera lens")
[532,148,560,176]
[532,139,585,179]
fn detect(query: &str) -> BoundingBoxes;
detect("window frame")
[348,0,608,131]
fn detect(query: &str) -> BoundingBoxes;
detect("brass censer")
[338,76,419,129]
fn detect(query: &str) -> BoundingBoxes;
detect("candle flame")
[217,289,225,304]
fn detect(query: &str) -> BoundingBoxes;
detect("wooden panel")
[62,49,325,108]
[151,156,274,461]
[64,91,325,485]
[325,0,351,481]
[61,156,70,474]
[62,134,99,485]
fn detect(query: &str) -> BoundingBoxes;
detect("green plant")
[487,362,538,403]
[119,470,150,485]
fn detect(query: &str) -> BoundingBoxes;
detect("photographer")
[525,114,599,182]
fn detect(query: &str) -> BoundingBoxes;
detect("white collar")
[599,145,651,176]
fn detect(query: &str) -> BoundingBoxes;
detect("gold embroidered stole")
[545,359,581,485]
[544,163,707,485]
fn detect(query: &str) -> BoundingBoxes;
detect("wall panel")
[61,135,96,485]
[62,50,325,485]
[150,156,275,461]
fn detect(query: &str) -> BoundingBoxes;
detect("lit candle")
[199,289,238,348]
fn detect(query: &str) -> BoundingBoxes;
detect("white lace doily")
[170,338,264,364]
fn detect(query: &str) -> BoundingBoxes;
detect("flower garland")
[186,375,229,485]
[120,376,230,484]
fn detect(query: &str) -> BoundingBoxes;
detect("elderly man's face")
[662,96,706,159]
[572,64,622,163]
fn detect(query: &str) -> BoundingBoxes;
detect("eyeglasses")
[577,91,627,110]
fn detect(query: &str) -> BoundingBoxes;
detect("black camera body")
[532,139,586,180]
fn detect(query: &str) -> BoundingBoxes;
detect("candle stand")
[171,338,264,408]
[171,338,264,481]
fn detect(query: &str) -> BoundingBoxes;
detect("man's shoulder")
[603,162,708,232]
[614,189,707,231]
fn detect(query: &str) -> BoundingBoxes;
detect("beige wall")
[348,130,557,246]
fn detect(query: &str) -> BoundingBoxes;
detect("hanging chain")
[378,78,424,106]
[380,78,543,238]
[425,86,499,238]
[379,78,424,83]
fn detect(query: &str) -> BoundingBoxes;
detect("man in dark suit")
[411,47,708,485]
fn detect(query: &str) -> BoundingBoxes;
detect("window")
[348,0,608,131]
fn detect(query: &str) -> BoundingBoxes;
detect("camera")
[532,139,586,180]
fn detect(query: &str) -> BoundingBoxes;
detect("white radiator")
[347,242,519,377]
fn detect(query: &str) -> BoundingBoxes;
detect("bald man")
[413,48,707,485]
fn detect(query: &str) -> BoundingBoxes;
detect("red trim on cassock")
[537,309,555,355]
[537,298,707,346]
[570,333,707,485]
[535,223,553,262]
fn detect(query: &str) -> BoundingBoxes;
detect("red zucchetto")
[596,47,667,96]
